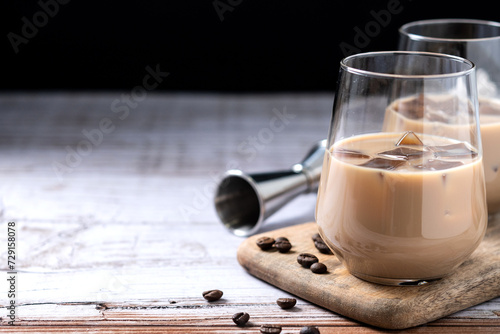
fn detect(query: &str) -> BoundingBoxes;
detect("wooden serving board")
[237,215,500,330]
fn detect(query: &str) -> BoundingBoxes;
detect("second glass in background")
[399,19,500,214]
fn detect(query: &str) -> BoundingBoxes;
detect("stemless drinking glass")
[315,51,488,286]
[399,19,500,214]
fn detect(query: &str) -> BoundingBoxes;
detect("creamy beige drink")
[383,95,500,213]
[316,132,487,283]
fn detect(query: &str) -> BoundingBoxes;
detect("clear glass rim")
[340,51,475,79]
[400,18,500,42]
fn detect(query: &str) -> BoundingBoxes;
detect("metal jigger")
[214,139,327,237]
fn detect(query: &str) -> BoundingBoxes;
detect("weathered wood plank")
[0,93,499,332]
[0,92,332,176]
[1,325,500,334]
[2,296,499,324]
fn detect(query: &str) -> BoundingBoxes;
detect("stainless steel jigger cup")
[214,139,326,237]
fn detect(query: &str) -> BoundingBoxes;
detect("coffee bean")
[256,236,275,250]
[260,324,282,333]
[274,239,292,253]
[276,297,296,309]
[312,233,322,242]
[232,312,250,326]
[300,326,320,334]
[202,289,223,301]
[297,253,319,268]
[310,262,327,274]
[314,240,332,254]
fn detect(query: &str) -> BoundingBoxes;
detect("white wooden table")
[0,92,499,333]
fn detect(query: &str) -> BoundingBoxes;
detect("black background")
[1,0,499,92]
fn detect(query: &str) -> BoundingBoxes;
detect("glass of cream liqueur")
[399,19,500,214]
[316,51,488,286]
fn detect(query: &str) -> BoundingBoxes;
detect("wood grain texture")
[237,218,500,330]
[0,93,498,332]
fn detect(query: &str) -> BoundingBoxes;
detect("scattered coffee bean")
[256,236,275,250]
[274,239,292,253]
[276,297,296,309]
[312,233,322,242]
[232,312,250,326]
[297,253,319,268]
[314,239,332,254]
[300,326,320,334]
[260,324,282,333]
[310,262,327,274]
[202,289,223,301]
